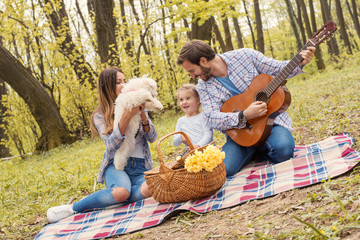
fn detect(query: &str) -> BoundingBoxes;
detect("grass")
[0,53,360,239]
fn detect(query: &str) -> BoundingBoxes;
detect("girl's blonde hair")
[90,67,124,138]
[176,83,199,99]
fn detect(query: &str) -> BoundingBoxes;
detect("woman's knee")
[140,182,152,198]
[112,187,130,202]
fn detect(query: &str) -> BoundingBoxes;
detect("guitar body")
[221,74,291,147]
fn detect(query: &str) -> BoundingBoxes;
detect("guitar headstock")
[309,21,337,46]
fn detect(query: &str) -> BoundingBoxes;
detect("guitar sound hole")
[256,91,268,102]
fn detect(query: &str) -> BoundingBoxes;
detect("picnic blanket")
[35,133,360,240]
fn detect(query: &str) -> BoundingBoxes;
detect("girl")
[47,67,156,223]
[173,83,213,149]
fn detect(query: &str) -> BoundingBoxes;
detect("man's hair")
[177,40,216,65]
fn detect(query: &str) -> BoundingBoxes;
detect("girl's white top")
[173,112,213,147]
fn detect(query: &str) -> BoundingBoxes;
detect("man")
[177,40,315,176]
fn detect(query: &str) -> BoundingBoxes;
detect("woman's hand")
[243,101,267,120]
[123,104,144,119]
[119,103,147,135]
[139,103,146,119]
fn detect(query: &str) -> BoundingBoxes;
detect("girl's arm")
[173,118,184,147]
[94,105,143,157]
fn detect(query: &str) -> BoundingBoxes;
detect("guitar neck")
[263,41,316,98]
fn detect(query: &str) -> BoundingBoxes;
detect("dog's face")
[144,97,163,111]
[123,77,158,98]
[117,76,163,112]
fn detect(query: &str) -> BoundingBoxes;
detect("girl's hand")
[243,101,267,120]
[181,135,187,144]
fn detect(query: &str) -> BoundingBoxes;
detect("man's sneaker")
[47,204,75,223]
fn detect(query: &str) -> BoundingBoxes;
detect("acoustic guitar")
[221,21,337,147]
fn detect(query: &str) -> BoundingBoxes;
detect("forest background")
[1,0,358,157]
[0,0,360,239]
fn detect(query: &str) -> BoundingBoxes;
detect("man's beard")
[198,65,212,81]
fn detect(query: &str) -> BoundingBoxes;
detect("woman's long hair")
[90,67,123,138]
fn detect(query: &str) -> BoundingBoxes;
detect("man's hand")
[299,46,316,66]
[243,101,267,120]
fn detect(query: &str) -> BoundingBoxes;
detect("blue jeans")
[72,157,147,212]
[222,125,295,176]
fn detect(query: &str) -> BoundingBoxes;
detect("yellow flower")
[184,145,225,173]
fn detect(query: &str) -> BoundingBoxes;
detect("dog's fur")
[113,76,163,170]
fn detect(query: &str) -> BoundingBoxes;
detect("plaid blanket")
[35,133,360,240]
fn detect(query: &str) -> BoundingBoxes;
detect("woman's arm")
[138,109,157,143]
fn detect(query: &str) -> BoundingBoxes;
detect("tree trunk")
[183,18,192,40]
[320,0,340,56]
[119,0,134,59]
[191,16,212,42]
[295,0,307,44]
[254,0,264,53]
[265,28,275,58]
[243,0,256,50]
[350,0,360,39]
[42,0,96,88]
[0,45,76,152]
[299,0,325,70]
[335,0,353,54]
[0,34,10,158]
[212,17,227,52]
[308,0,317,33]
[285,0,302,49]
[76,0,91,37]
[230,5,244,49]
[0,79,10,158]
[160,0,177,107]
[94,0,121,65]
[222,15,234,51]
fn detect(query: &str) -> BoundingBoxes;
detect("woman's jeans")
[73,157,147,212]
[222,125,295,176]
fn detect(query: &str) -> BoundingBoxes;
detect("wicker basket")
[144,131,226,203]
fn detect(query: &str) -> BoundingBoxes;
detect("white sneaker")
[47,204,75,223]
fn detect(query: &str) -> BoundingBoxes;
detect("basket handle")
[156,131,195,164]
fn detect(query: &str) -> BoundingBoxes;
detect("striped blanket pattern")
[35,133,360,240]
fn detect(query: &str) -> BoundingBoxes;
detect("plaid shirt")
[94,111,157,184]
[196,48,305,132]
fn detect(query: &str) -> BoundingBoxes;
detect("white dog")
[113,76,163,170]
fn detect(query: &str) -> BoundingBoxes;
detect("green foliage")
[1,52,360,239]
[1,0,359,158]
[287,52,360,146]
[0,138,104,238]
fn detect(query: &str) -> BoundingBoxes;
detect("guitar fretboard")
[263,41,316,98]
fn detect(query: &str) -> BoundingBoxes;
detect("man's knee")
[271,146,294,163]
[112,187,129,202]
[140,182,152,198]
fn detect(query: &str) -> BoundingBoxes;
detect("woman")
[47,67,156,223]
